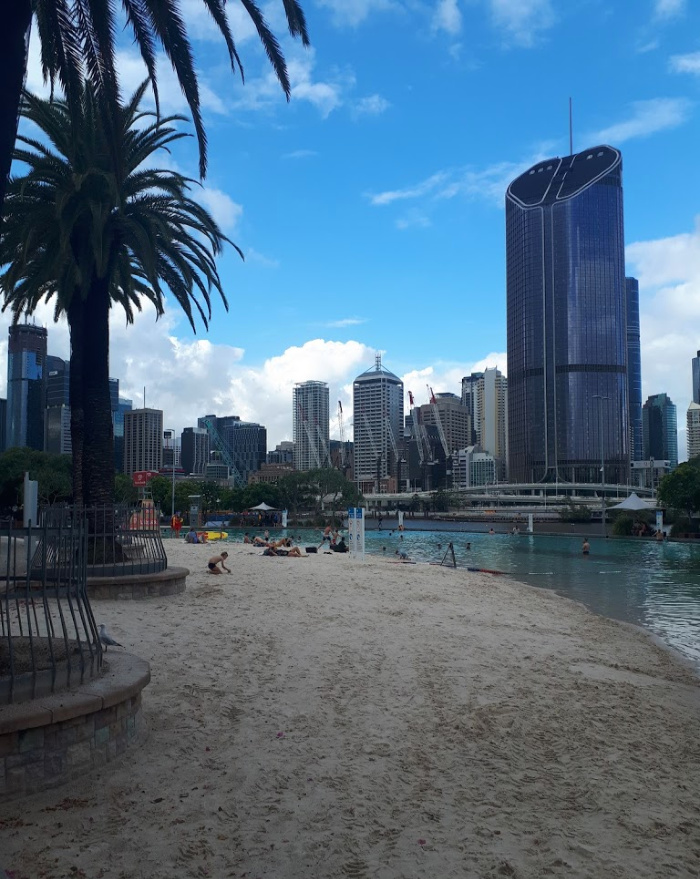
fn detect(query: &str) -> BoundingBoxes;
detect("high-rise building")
[460,373,481,445]
[293,381,330,470]
[45,355,72,455]
[687,403,700,461]
[123,408,163,475]
[506,145,629,484]
[268,441,295,465]
[113,397,132,473]
[477,368,508,479]
[181,426,210,475]
[643,393,677,470]
[0,399,6,454]
[626,277,643,460]
[692,351,700,405]
[419,393,471,458]
[6,323,48,451]
[352,355,403,493]
[198,415,266,484]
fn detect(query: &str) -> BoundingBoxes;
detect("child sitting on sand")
[208,552,231,574]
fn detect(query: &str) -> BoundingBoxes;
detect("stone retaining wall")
[0,653,150,800]
[88,565,188,600]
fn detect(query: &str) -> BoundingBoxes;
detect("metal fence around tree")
[0,507,100,704]
[83,503,167,578]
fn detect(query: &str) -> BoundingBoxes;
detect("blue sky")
[5,0,700,456]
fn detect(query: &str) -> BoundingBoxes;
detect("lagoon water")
[226,525,700,670]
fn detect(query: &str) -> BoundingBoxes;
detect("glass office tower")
[6,324,48,451]
[506,145,629,484]
[625,277,643,461]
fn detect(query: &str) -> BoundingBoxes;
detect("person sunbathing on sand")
[208,552,231,574]
[263,545,306,557]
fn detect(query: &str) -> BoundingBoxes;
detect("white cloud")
[589,98,693,145]
[198,188,244,232]
[368,143,558,214]
[282,149,319,159]
[368,171,451,206]
[315,0,396,27]
[433,0,462,35]
[400,353,507,411]
[487,0,554,47]
[626,218,700,461]
[326,317,367,327]
[654,0,686,19]
[231,48,350,117]
[669,51,700,75]
[353,94,391,117]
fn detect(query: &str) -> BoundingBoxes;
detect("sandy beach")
[2,539,700,878]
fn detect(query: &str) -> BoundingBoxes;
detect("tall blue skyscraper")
[506,145,629,484]
[643,393,678,470]
[625,277,643,461]
[6,323,48,451]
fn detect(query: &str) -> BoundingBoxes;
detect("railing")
[79,503,168,578]
[0,508,101,704]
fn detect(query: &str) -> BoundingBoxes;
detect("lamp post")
[164,429,176,520]
[592,395,608,536]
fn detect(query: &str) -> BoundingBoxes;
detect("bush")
[612,514,634,536]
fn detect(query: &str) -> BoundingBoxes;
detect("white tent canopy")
[608,493,656,511]
[248,502,277,511]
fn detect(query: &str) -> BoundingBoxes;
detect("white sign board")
[347,507,365,560]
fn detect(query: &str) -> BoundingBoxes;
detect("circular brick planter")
[88,565,188,600]
[0,652,150,800]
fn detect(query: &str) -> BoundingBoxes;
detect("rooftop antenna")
[569,97,573,156]
[375,352,382,371]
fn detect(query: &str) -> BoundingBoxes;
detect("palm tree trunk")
[0,0,31,214]
[68,296,85,506]
[82,281,115,508]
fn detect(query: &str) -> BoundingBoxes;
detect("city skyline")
[6,3,700,457]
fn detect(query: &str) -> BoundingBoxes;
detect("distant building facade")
[268,441,295,465]
[44,355,71,455]
[642,393,678,470]
[6,324,48,451]
[626,277,643,461]
[452,446,497,488]
[353,356,404,494]
[123,408,163,475]
[419,393,471,459]
[113,397,132,473]
[693,351,700,405]
[687,402,700,461]
[199,414,266,484]
[293,381,330,471]
[180,426,210,476]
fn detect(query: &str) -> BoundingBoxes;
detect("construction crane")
[315,420,331,467]
[427,385,450,460]
[408,391,424,464]
[297,403,321,468]
[202,417,245,487]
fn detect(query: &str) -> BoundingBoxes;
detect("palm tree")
[0,0,309,211]
[0,82,238,506]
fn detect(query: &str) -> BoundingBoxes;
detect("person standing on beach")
[318,525,333,549]
[171,513,183,538]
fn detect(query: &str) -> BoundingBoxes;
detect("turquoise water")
[200,526,700,670]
